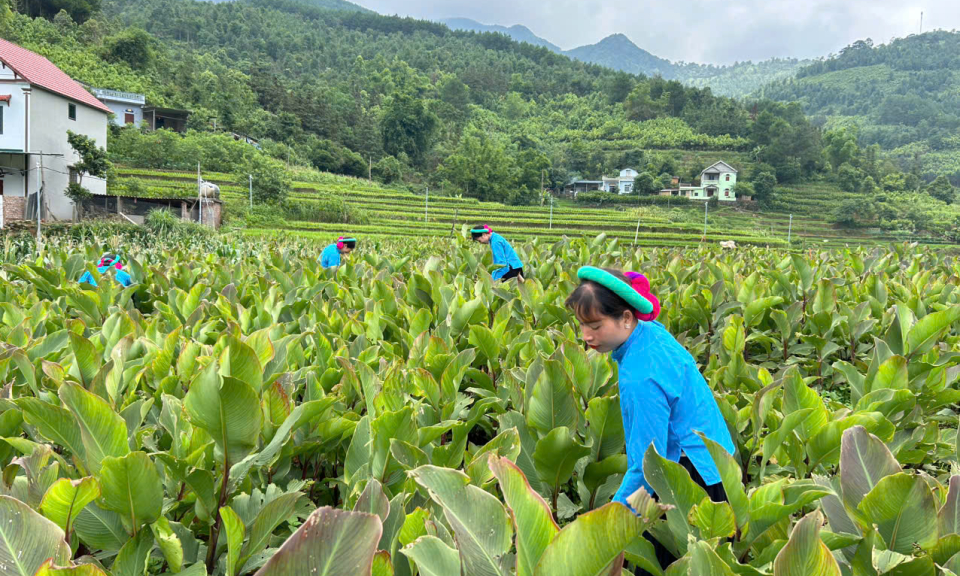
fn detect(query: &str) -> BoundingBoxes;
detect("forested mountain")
[762,31,960,180]
[440,18,562,52]
[440,19,807,97]
[204,0,370,10]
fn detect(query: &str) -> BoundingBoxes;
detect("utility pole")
[920,11,923,34]
[368,157,372,181]
[549,196,554,229]
[425,187,429,223]
[788,214,793,244]
[540,168,545,207]
[249,174,253,208]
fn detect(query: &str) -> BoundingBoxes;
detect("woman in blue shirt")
[470,225,524,282]
[319,237,357,269]
[78,253,133,287]
[565,266,735,571]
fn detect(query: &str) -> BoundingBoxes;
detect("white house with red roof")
[0,38,110,223]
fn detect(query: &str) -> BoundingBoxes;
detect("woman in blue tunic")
[78,252,133,287]
[470,225,524,282]
[565,266,735,572]
[319,237,357,269]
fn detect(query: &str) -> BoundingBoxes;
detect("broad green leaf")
[40,477,101,537]
[98,452,163,535]
[253,507,382,576]
[526,360,578,435]
[401,536,460,576]
[220,338,264,392]
[772,511,841,576]
[240,492,303,571]
[220,506,244,576]
[410,465,512,576]
[69,332,100,388]
[533,427,590,495]
[469,325,500,364]
[489,456,559,576]
[184,362,262,467]
[17,398,85,467]
[807,412,895,469]
[689,497,736,540]
[112,529,153,576]
[839,426,902,514]
[689,540,736,576]
[59,381,129,474]
[783,368,828,441]
[643,443,708,555]
[73,503,128,552]
[697,433,748,530]
[150,517,184,575]
[905,305,960,358]
[533,503,642,576]
[585,396,625,462]
[857,473,938,554]
[372,551,393,576]
[941,476,960,537]
[33,560,109,576]
[0,495,71,576]
[871,355,909,392]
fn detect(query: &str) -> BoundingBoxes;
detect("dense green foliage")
[762,32,960,182]
[0,0,818,205]
[2,231,960,575]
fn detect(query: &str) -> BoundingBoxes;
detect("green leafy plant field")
[1,231,960,575]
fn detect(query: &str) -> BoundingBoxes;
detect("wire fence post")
[634,211,641,245]
[197,162,202,226]
[788,214,793,244]
[425,187,429,223]
[35,159,41,243]
[549,196,553,229]
[249,174,253,208]
[703,201,708,239]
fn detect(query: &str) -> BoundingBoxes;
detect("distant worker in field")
[319,236,357,269]
[470,225,524,282]
[565,266,735,571]
[79,252,134,288]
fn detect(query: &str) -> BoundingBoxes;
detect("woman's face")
[577,309,637,353]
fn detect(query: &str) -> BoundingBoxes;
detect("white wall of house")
[0,83,29,153]
[29,88,108,220]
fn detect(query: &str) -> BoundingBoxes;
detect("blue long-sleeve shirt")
[319,244,341,268]
[489,232,523,280]
[79,265,133,288]
[611,321,735,510]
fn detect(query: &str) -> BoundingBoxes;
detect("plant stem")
[205,462,231,573]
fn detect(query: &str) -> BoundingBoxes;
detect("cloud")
[351,0,960,64]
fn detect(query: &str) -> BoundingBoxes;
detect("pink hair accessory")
[623,271,660,321]
[336,236,345,250]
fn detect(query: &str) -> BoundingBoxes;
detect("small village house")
[0,38,110,224]
[90,87,145,127]
[565,168,639,196]
[660,161,740,202]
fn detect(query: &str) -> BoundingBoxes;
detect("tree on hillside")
[26,0,101,23]
[837,163,862,193]
[632,172,658,195]
[381,93,439,168]
[104,28,154,69]
[927,175,956,204]
[752,171,777,203]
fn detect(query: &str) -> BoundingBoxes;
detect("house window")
[724,189,730,197]
[725,174,730,181]
[68,103,76,120]
[69,168,79,185]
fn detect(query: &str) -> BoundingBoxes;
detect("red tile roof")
[0,38,111,114]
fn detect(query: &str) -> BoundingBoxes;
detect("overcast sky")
[352,0,960,65]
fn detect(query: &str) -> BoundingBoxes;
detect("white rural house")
[659,161,740,202]
[0,38,110,223]
[602,168,638,194]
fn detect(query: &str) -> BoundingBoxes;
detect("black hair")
[342,239,357,249]
[471,224,490,241]
[564,268,633,322]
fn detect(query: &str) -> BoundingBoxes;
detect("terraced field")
[110,167,951,249]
